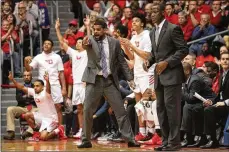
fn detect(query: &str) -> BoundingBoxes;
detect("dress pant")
[204,105,229,139]
[181,103,204,135]
[155,79,182,145]
[6,106,38,133]
[82,75,134,142]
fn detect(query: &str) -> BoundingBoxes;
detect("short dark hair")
[116,24,128,38]
[132,13,146,28]
[76,37,83,41]
[94,18,107,29]
[43,38,54,47]
[152,2,165,13]
[205,61,219,73]
[220,52,229,59]
[34,79,44,86]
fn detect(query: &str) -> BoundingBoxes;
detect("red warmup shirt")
[63,31,84,47]
[210,11,222,27]
[180,22,194,41]
[64,61,73,86]
[212,73,220,94]
[196,55,215,68]
[1,29,19,53]
[188,11,201,26]
[165,14,179,25]
[198,4,211,14]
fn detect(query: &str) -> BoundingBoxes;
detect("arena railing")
[50,0,59,25]
[38,9,43,52]
[29,21,34,57]
[187,29,229,45]
[9,37,15,78]
[19,28,24,75]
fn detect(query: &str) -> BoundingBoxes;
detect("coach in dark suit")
[77,18,139,148]
[180,63,215,148]
[149,3,189,151]
[200,52,229,149]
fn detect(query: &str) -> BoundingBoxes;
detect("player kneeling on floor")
[8,72,66,141]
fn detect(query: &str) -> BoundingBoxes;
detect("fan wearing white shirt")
[8,72,66,141]
[24,39,67,126]
[55,18,89,139]
[120,13,153,141]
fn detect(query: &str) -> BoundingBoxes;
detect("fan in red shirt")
[197,0,211,14]
[178,11,194,41]
[1,20,19,54]
[165,3,179,25]
[121,7,132,38]
[196,43,215,68]
[210,0,222,29]
[187,0,202,27]
[63,19,84,47]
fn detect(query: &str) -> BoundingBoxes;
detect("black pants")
[181,103,204,135]
[155,80,182,145]
[204,105,229,139]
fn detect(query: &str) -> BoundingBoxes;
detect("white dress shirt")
[155,19,166,35]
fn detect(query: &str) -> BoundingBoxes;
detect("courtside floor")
[1,139,229,151]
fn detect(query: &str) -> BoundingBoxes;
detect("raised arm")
[55,18,69,51]
[8,71,28,94]
[43,72,51,94]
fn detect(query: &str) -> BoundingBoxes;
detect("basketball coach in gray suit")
[77,18,140,148]
[150,3,189,151]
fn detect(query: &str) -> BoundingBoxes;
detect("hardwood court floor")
[1,139,229,151]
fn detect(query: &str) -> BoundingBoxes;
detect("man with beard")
[196,43,215,67]
[77,18,140,148]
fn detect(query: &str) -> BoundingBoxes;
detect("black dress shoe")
[181,139,190,147]
[187,136,207,148]
[154,144,167,151]
[162,144,181,151]
[77,142,92,148]
[128,140,141,147]
[200,140,219,149]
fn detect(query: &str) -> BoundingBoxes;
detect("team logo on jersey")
[135,41,139,47]
[45,59,53,64]
[35,98,41,103]
[76,56,81,60]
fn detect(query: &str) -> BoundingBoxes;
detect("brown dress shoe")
[3,131,15,140]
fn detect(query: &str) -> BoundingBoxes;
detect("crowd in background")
[1,0,229,149]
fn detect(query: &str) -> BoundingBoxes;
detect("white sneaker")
[73,130,82,139]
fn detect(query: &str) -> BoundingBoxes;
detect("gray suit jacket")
[150,20,189,88]
[82,35,133,88]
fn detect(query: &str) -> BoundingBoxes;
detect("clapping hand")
[82,36,90,46]
[24,56,33,64]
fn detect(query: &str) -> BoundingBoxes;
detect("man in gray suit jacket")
[77,18,140,148]
[150,3,189,151]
